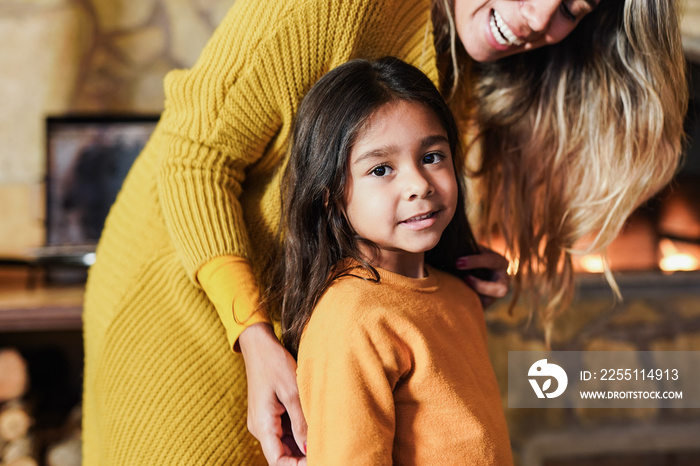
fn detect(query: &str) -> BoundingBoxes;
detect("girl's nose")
[521,0,560,34]
[404,170,434,200]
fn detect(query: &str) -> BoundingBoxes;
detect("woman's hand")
[239,323,307,465]
[456,247,510,308]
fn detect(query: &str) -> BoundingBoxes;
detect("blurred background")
[0,1,699,465]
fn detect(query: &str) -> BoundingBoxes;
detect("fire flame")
[659,238,700,272]
[578,254,605,273]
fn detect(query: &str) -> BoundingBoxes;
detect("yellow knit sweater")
[298,265,513,465]
[82,0,439,464]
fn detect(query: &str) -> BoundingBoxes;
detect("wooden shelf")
[0,267,83,332]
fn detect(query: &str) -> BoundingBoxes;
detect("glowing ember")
[578,254,605,273]
[659,239,700,272]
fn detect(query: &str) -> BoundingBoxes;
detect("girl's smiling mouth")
[399,210,440,230]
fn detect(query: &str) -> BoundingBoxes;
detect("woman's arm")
[197,256,270,349]
[156,1,310,459]
[199,258,308,462]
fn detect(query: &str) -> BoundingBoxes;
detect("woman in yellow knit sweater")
[271,56,513,464]
[82,0,687,464]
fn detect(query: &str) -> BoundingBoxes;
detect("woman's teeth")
[490,10,524,47]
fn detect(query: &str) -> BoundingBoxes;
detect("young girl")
[266,57,513,464]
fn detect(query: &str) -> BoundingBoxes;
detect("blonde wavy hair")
[433,0,688,340]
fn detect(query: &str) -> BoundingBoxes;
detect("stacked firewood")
[0,348,82,466]
[0,348,37,466]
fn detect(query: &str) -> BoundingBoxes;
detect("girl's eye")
[371,165,391,177]
[422,152,443,165]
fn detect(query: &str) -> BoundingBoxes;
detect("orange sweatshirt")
[297,265,513,465]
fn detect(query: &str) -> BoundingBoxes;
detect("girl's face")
[343,100,458,278]
[454,0,601,62]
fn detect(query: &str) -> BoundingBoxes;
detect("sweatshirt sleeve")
[196,256,270,351]
[296,289,409,465]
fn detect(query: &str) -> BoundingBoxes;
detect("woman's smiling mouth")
[490,9,524,47]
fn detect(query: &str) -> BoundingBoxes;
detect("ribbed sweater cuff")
[197,255,270,351]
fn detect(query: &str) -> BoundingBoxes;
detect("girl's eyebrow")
[420,134,449,148]
[353,134,449,165]
[353,147,393,165]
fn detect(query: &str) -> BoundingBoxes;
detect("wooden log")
[46,435,81,466]
[45,404,82,466]
[3,436,33,463]
[4,457,39,466]
[0,349,28,402]
[0,404,31,441]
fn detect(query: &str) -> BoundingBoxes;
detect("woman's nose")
[521,0,560,34]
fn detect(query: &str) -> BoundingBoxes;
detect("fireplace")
[573,174,700,276]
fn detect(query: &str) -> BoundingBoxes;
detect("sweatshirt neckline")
[341,261,441,291]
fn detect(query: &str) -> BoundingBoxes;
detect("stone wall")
[0,0,234,255]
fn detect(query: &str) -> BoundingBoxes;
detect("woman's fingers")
[276,410,307,465]
[279,385,308,457]
[465,273,508,298]
[456,248,509,272]
[277,455,308,466]
[239,323,308,465]
[256,413,287,465]
[246,392,290,465]
[259,421,307,466]
[457,247,510,308]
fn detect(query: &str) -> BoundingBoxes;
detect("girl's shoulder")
[300,274,396,354]
[307,270,402,330]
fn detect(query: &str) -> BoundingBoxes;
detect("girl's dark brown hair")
[264,57,481,356]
